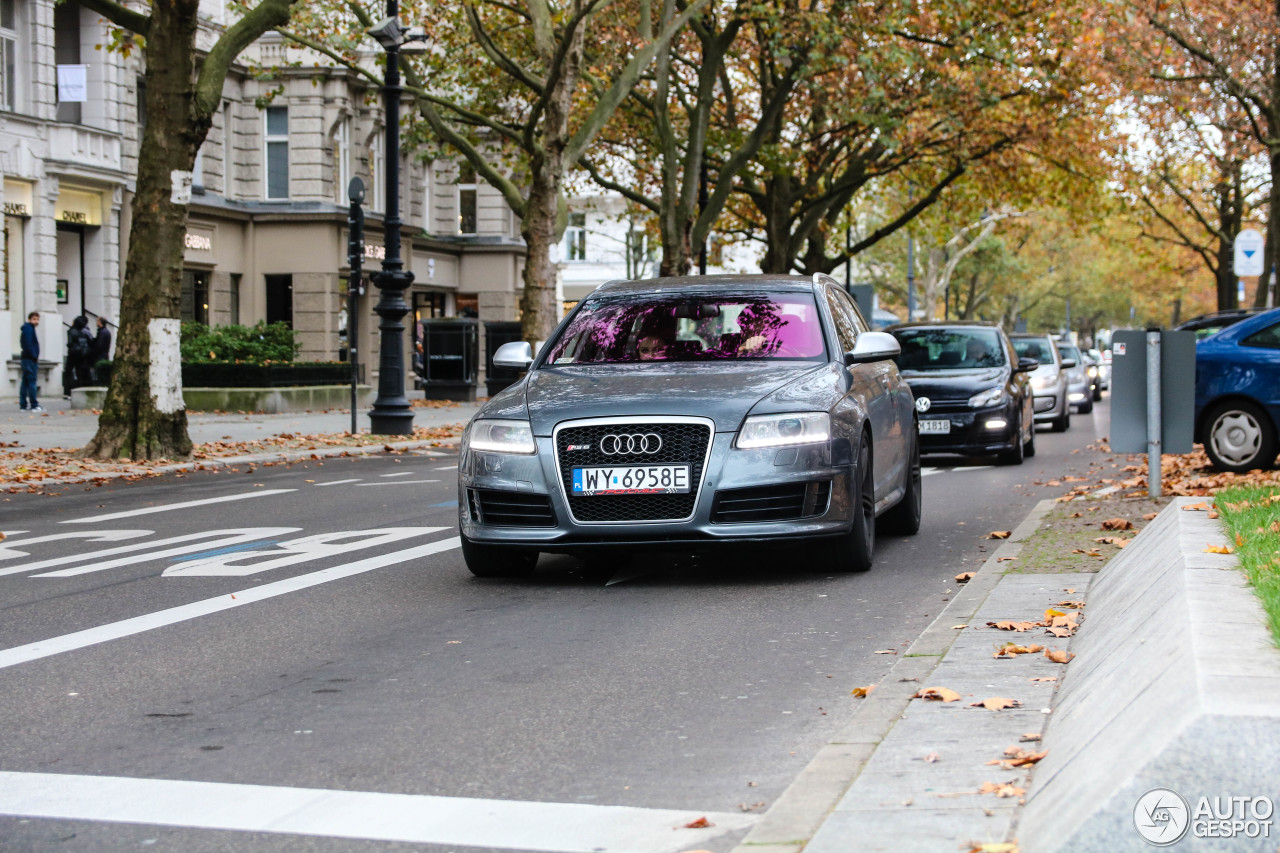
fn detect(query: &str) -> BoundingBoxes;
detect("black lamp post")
[366,0,419,435]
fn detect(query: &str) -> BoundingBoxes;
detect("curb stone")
[0,437,461,492]
[731,499,1058,853]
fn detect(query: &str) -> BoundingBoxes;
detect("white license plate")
[572,465,691,495]
[919,418,951,435]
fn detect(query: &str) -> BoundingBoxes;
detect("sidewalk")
[0,402,483,491]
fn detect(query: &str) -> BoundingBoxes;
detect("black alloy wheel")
[881,429,922,534]
[997,413,1025,465]
[814,436,875,572]
[462,535,538,578]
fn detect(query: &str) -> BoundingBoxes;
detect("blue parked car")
[1195,307,1280,472]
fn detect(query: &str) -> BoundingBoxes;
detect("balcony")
[48,123,123,176]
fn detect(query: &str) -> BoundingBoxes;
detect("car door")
[1239,321,1280,412]
[825,285,902,499]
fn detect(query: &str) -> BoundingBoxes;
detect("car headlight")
[1032,371,1059,391]
[968,386,1005,408]
[737,412,830,449]
[1087,366,1098,377]
[467,419,536,454]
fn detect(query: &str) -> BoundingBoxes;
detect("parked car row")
[1191,307,1280,473]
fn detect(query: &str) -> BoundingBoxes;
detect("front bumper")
[917,404,1019,455]
[1031,387,1064,422]
[458,431,856,554]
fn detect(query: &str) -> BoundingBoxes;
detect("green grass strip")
[1214,486,1280,647]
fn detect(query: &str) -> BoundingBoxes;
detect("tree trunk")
[1260,140,1280,308]
[82,0,206,460]
[1216,234,1237,311]
[519,151,565,344]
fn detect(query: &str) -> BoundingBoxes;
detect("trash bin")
[418,318,479,401]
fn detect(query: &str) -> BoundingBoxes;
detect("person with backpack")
[64,315,93,397]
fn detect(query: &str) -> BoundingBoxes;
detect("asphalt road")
[0,401,1114,852]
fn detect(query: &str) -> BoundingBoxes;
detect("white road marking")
[61,490,296,524]
[1,530,30,537]
[0,771,752,852]
[22,529,301,579]
[921,467,947,477]
[355,480,440,487]
[163,528,448,577]
[312,479,362,487]
[433,465,458,471]
[921,465,993,477]
[379,471,417,477]
[0,537,461,669]
[0,530,153,562]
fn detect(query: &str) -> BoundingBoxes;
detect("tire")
[881,430,922,534]
[461,535,538,578]
[997,414,1025,465]
[1077,398,1093,415]
[1052,404,1070,432]
[1024,420,1036,458]
[1092,386,1103,402]
[813,437,875,572]
[1203,400,1279,473]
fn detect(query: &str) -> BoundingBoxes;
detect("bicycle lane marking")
[0,536,460,670]
[59,489,296,524]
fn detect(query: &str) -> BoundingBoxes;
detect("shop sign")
[185,232,213,252]
[56,188,102,226]
[3,180,34,217]
[364,243,385,261]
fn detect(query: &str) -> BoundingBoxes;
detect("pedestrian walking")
[90,316,113,382]
[19,311,44,412]
[64,315,93,397]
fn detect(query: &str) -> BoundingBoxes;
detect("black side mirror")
[1016,357,1039,373]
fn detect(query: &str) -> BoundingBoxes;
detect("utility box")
[418,318,479,401]
[1109,329,1196,455]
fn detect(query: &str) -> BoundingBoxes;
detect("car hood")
[516,362,825,434]
[900,368,1006,402]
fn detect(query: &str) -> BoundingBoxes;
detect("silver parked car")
[1056,342,1093,414]
[1010,334,1070,432]
[458,274,922,577]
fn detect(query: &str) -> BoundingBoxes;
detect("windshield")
[1057,344,1082,362]
[891,328,1006,371]
[1013,338,1056,365]
[542,292,827,365]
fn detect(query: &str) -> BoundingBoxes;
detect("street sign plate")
[1234,228,1265,277]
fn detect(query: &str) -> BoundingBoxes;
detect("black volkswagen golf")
[887,322,1037,465]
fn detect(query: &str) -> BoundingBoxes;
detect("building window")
[334,118,350,204]
[0,0,19,112]
[136,77,146,130]
[565,212,586,261]
[265,274,292,328]
[229,273,241,324]
[192,145,205,192]
[421,165,431,231]
[370,131,384,212]
[264,106,289,200]
[53,1,81,124]
[222,99,235,198]
[457,163,477,235]
[181,269,209,324]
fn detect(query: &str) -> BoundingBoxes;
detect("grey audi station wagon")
[457,274,922,577]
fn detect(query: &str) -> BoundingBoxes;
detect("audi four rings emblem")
[599,433,663,455]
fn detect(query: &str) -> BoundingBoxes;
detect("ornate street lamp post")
[366,1,419,435]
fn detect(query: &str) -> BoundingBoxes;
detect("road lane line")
[355,480,440,486]
[921,467,947,477]
[433,465,458,471]
[0,771,753,852]
[60,490,296,524]
[313,479,362,486]
[379,471,417,477]
[0,537,460,669]
[0,530,154,561]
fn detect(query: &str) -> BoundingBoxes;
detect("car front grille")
[555,419,712,523]
[710,481,831,524]
[468,489,556,527]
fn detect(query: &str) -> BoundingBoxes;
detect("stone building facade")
[2,0,527,401]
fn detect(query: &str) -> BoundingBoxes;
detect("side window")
[825,286,859,353]
[1242,322,1280,349]
[833,287,871,335]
